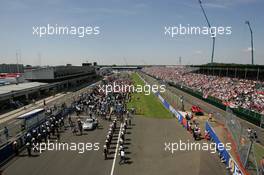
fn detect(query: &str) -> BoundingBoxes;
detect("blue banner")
[205,122,244,175]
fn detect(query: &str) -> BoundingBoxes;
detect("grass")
[254,143,264,166]
[127,73,172,119]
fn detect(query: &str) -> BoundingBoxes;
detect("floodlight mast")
[245,21,254,65]
[198,0,215,63]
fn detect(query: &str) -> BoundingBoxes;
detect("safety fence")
[206,121,246,175]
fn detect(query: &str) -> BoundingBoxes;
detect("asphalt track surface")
[2,115,227,175]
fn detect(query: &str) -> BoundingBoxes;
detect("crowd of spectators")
[142,66,264,114]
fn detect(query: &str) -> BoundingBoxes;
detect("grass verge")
[254,143,264,166]
[127,73,172,119]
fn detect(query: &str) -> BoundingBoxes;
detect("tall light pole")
[16,52,19,73]
[245,21,254,65]
[179,56,182,65]
[198,0,215,63]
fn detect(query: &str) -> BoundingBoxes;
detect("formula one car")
[191,105,204,115]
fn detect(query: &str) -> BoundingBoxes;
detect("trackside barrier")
[206,121,245,175]
[138,73,189,130]
[154,92,187,130]
[154,90,245,175]
[0,143,13,164]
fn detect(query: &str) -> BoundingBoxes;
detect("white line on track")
[110,123,123,175]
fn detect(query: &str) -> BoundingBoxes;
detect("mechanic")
[42,128,47,143]
[57,132,61,142]
[119,138,124,147]
[121,131,125,141]
[105,139,110,149]
[4,126,9,141]
[12,140,19,156]
[77,119,83,135]
[103,145,108,160]
[119,149,125,164]
[260,156,264,174]
[37,132,42,143]
[26,142,31,157]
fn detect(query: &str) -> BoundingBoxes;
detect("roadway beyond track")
[2,116,227,175]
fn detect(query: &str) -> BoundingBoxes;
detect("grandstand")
[191,63,264,81]
[142,65,264,126]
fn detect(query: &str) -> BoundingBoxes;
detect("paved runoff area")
[2,115,227,175]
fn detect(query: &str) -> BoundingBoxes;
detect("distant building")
[0,73,24,85]
[0,64,25,85]
[24,64,96,82]
[0,64,24,73]
[82,63,92,66]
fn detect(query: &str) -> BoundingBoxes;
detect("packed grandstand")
[142,66,264,115]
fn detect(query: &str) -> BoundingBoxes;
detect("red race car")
[191,105,204,115]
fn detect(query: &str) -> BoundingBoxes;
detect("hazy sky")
[0,0,263,66]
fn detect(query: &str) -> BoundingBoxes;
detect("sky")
[0,0,263,66]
